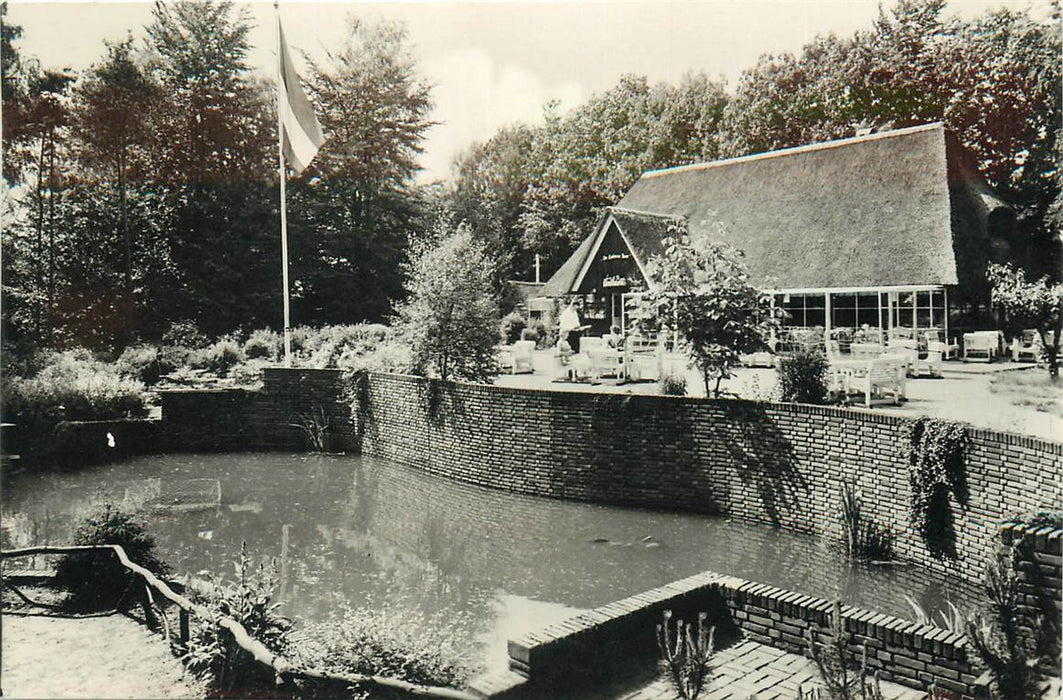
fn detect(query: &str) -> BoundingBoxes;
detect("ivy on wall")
[906,417,969,561]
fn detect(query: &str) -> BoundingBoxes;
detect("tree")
[721,1,1061,277]
[634,222,776,397]
[289,16,436,326]
[449,72,730,286]
[395,221,501,383]
[303,17,434,187]
[144,0,271,185]
[448,125,536,285]
[12,66,77,343]
[140,0,278,337]
[71,37,159,313]
[987,263,1063,377]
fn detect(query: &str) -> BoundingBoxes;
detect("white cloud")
[417,48,583,184]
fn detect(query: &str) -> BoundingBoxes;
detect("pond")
[1,453,980,672]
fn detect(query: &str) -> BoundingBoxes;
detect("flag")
[278,22,325,173]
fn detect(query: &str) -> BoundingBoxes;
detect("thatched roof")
[543,123,1010,296]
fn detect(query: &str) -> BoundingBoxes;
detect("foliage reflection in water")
[1,453,979,671]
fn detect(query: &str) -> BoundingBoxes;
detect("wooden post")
[179,608,190,646]
[278,523,291,603]
[140,584,158,629]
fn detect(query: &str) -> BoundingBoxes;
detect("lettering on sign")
[603,275,628,288]
[601,253,630,262]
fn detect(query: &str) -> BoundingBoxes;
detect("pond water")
[1,453,980,672]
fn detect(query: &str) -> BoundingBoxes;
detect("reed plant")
[656,609,716,700]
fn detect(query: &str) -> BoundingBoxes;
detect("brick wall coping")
[999,520,1063,555]
[366,371,1063,452]
[468,568,979,699]
[157,386,254,395]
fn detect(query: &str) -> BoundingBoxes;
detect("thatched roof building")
[539,123,1012,337]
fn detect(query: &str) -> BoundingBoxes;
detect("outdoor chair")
[853,327,884,344]
[849,342,884,360]
[888,327,915,342]
[923,328,959,360]
[585,337,625,380]
[502,340,536,374]
[963,331,1000,362]
[911,350,943,378]
[882,343,917,376]
[1011,330,1043,363]
[740,351,776,368]
[623,334,661,381]
[825,339,843,363]
[844,357,906,408]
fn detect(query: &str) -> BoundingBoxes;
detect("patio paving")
[614,639,925,700]
[495,351,1061,442]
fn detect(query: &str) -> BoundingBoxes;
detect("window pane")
[806,308,825,326]
[835,293,857,309]
[898,307,914,328]
[857,292,878,308]
[856,306,879,327]
[834,308,856,327]
[804,294,825,310]
[917,291,931,308]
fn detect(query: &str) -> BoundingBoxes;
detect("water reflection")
[2,453,980,670]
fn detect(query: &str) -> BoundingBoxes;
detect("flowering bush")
[296,602,477,688]
[243,328,282,360]
[7,350,147,434]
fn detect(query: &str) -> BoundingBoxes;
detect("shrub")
[656,610,715,700]
[536,319,557,350]
[159,321,210,372]
[7,350,147,436]
[520,326,539,342]
[659,372,688,396]
[335,335,413,375]
[203,338,244,375]
[54,504,169,612]
[288,325,313,356]
[779,351,829,404]
[297,603,478,689]
[299,324,392,369]
[228,358,270,387]
[500,312,527,344]
[161,320,209,351]
[183,543,292,692]
[395,223,501,382]
[117,344,163,385]
[243,329,282,361]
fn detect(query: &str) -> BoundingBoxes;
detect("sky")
[6,0,1052,184]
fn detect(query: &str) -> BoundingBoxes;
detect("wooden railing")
[1,545,482,700]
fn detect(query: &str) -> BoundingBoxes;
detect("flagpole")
[275,1,292,367]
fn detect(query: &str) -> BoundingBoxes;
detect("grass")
[988,369,1063,418]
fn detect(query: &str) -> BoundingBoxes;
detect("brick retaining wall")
[1000,519,1063,661]
[158,368,1062,587]
[357,373,1062,585]
[470,570,986,699]
[160,368,357,453]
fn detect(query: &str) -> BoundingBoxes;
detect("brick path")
[616,640,925,700]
